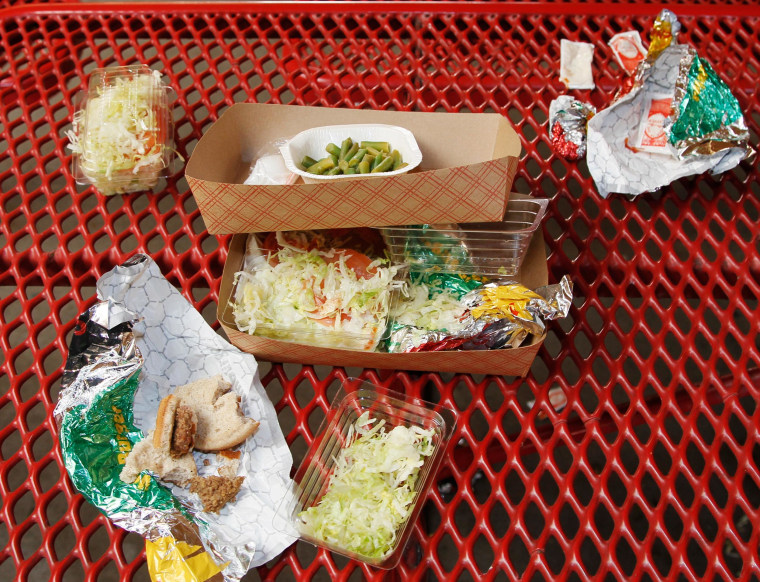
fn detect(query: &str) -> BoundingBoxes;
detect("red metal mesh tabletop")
[1,2,759,581]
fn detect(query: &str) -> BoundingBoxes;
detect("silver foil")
[669,46,750,158]
[549,96,597,160]
[55,300,142,421]
[387,275,573,353]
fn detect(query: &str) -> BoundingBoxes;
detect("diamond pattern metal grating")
[1,2,759,581]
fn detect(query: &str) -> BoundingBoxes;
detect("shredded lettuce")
[67,70,167,194]
[391,283,468,334]
[232,246,400,351]
[298,412,435,559]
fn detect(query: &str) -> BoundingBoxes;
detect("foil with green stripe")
[59,369,187,518]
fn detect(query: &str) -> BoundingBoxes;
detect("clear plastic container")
[68,64,176,195]
[222,232,407,351]
[279,380,455,568]
[380,193,549,277]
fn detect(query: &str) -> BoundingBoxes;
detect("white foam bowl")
[280,124,422,183]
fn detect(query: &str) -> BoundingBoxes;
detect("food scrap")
[190,476,246,514]
[120,375,258,513]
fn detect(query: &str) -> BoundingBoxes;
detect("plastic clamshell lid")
[278,380,455,568]
[280,124,422,182]
[69,64,175,195]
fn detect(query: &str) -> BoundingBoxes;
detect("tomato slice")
[324,249,376,280]
[325,228,387,257]
[260,232,279,254]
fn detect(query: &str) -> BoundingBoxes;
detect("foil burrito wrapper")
[55,254,294,581]
[587,10,751,198]
[549,96,597,160]
[386,276,573,353]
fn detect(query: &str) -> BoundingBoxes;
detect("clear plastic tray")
[68,64,176,195]
[380,193,549,277]
[221,232,407,351]
[280,380,455,568]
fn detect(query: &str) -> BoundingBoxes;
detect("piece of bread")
[174,376,260,452]
[189,475,245,513]
[120,431,198,486]
[217,451,241,479]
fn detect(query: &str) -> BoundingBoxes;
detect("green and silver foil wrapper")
[54,301,198,540]
[386,276,573,353]
[668,50,748,157]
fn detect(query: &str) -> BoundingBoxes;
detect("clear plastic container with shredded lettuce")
[67,65,177,195]
[224,231,407,351]
[276,379,455,568]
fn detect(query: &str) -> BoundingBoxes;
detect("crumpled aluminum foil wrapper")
[549,96,597,160]
[57,299,141,415]
[386,276,573,353]
[587,10,751,198]
[56,254,294,581]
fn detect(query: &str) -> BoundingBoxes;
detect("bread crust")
[153,394,179,451]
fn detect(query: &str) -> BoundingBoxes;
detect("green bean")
[338,138,353,161]
[348,148,366,168]
[301,155,318,169]
[306,157,336,175]
[371,156,394,173]
[390,149,403,170]
[360,141,390,153]
[306,139,403,175]
[343,143,360,163]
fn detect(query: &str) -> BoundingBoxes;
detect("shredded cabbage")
[67,70,167,194]
[232,245,400,351]
[298,412,435,560]
[391,283,468,334]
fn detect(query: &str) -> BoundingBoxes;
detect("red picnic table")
[1,2,758,580]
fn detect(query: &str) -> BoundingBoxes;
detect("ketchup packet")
[609,31,647,76]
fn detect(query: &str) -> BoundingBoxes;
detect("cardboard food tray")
[186,104,521,234]
[217,226,547,376]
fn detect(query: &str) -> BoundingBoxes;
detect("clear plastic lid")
[221,232,407,351]
[381,194,549,277]
[275,379,456,568]
[68,64,176,195]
